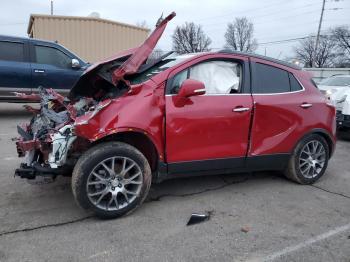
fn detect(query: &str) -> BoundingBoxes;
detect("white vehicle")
[329,86,350,130]
[317,75,350,99]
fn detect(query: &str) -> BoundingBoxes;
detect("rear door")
[30,43,81,95]
[249,58,307,157]
[165,55,253,175]
[0,39,32,99]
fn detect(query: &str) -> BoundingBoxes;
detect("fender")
[91,127,163,160]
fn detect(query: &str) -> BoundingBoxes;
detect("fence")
[304,68,350,83]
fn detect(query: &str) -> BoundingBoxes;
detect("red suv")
[15,13,336,218]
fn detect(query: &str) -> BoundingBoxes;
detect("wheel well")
[314,131,334,157]
[94,132,159,172]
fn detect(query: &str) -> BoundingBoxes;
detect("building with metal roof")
[27,14,150,62]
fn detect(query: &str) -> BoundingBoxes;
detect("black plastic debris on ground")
[187,212,211,226]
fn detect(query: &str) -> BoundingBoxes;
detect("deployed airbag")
[190,61,240,94]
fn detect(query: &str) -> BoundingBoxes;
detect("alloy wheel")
[86,156,143,211]
[298,140,326,179]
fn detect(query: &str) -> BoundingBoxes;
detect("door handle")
[233,107,250,112]
[34,69,45,73]
[300,103,313,109]
[194,88,205,94]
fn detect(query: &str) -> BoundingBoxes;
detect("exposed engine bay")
[15,82,126,180]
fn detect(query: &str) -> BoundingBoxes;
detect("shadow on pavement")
[337,130,350,141]
[17,171,284,208]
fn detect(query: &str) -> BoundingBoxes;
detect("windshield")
[128,54,197,84]
[319,76,350,86]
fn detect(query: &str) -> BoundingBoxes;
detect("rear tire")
[72,142,152,219]
[284,134,329,184]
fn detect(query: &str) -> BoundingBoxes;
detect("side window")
[289,73,303,91]
[168,60,242,95]
[253,63,290,93]
[170,70,188,94]
[190,61,241,94]
[34,45,71,68]
[0,41,24,62]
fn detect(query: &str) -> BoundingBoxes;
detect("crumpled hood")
[80,48,136,77]
[69,12,176,99]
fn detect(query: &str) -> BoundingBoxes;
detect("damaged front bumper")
[14,87,92,181]
[14,163,71,180]
[15,124,77,179]
[14,84,114,181]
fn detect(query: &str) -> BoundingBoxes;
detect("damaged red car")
[14,12,336,218]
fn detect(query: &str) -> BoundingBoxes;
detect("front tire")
[284,134,329,184]
[72,142,152,219]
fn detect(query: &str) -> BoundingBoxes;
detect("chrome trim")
[300,103,313,108]
[0,87,32,92]
[71,58,80,68]
[165,74,307,96]
[165,93,251,97]
[252,89,305,96]
[193,88,205,93]
[233,107,250,112]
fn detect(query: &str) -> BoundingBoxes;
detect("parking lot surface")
[0,103,349,262]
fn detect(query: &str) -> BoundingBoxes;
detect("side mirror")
[178,79,206,98]
[71,58,80,68]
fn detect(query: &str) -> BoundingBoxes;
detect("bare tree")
[136,20,149,30]
[224,17,258,52]
[331,26,350,56]
[330,26,350,67]
[294,35,336,67]
[172,22,211,54]
[148,48,165,62]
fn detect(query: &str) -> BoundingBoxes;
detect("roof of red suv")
[218,49,302,70]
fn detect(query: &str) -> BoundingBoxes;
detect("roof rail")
[218,49,301,70]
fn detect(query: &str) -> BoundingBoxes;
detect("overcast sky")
[0,0,349,60]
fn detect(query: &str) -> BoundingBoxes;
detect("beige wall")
[29,15,149,62]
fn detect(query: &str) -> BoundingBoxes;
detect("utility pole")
[313,0,326,67]
[51,0,53,15]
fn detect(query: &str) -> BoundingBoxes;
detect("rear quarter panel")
[249,62,336,156]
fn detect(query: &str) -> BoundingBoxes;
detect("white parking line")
[88,250,110,260]
[261,223,350,261]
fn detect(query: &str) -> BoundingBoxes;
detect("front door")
[165,58,253,174]
[30,44,82,96]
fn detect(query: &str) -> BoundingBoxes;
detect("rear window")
[0,41,24,62]
[253,63,290,93]
[253,63,303,93]
[289,73,303,91]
